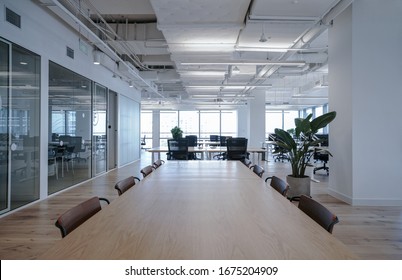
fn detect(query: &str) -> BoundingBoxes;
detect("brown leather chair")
[152,159,165,169]
[249,164,264,178]
[114,176,140,196]
[241,158,252,168]
[55,196,110,238]
[140,165,155,178]
[298,195,339,233]
[265,176,289,197]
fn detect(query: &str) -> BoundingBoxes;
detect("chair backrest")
[220,136,231,146]
[226,137,248,160]
[250,164,264,178]
[298,195,339,233]
[115,176,139,196]
[209,135,220,142]
[241,158,252,167]
[153,159,165,169]
[167,138,189,160]
[266,176,289,197]
[185,135,198,147]
[55,196,109,238]
[141,165,154,178]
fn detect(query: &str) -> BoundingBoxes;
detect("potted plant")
[274,111,336,199]
[170,126,183,140]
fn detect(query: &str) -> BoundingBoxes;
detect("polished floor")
[0,150,402,260]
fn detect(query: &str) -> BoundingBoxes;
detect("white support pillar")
[329,0,402,206]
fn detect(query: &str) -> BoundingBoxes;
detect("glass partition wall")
[0,40,41,213]
[48,62,92,194]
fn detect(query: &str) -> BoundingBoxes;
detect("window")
[221,110,237,137]
[160,111,178,146]
[199,111,220,140]
[140,110,153,148]
[283,111,299,131]
[266,111,282,136]
[179,111,199,137]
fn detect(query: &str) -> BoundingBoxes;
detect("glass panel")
[221,110,237,137]
[93,83,107,175]
[10,44,40,210]
[160,111,178,146]
[199,111,220,140]
[119,95,140,165]
[0,40,10,213]
[48,62,92,194]
[140,110,152,149]
[179,111,199,137]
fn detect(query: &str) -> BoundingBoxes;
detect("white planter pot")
[286,175,311,199]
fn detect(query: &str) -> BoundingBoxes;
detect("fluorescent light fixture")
[235,46,327,53]
[181,61,305,66]
[186,84,272,89]
[179,71,226,76]
[291,95,328,99]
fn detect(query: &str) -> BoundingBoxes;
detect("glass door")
[0,40,40,214]
[0,40,10,214]
[93,83,107,175]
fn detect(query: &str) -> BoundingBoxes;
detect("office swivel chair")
[185,135,199,159]
[313,134,329,175]
[271,133,289,162]
[167,138,189,160]
[226,137,249,160]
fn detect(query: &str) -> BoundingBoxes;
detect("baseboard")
[328,188,402,206]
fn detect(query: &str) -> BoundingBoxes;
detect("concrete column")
[329,0,402,206]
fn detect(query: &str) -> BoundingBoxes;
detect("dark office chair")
[271,133,289,162]
[167,138,189,160]
[153,159,165,169]
[298,195,339,234]
[265,176,289,197]
[114,176,141,196]
[185,135,199,160]
[313,148,329,175]
[213,136,231,160]
[140,165,155,178]
[55,196,110,238]
[313,134,330,175]
[249,164,265,178]
[209,135,220,147]
[226,137,249,160]
[141,135,146,149]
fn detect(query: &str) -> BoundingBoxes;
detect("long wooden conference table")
[41,161,357,259]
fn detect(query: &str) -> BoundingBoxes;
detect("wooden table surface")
[40,161,357,260]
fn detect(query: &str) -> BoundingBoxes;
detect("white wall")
[329,0,402,206]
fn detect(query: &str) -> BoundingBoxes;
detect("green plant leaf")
[310,111,336,132]
[274,128,296,149]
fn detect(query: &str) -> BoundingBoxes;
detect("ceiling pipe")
[252,0,353,81]
[47,0,164,99]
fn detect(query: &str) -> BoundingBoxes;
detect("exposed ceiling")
[38,0,353,110]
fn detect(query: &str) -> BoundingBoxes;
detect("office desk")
[41,161,356,260]
[148,146,266,162]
